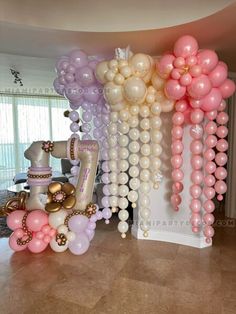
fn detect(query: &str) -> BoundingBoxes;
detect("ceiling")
[0,0,236,70]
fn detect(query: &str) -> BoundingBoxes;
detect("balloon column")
[157,35,235,243]
[95,49,174,238]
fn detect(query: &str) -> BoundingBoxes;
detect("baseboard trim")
[131,225,212,249]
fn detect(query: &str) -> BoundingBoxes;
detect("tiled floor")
[0,216,236,314]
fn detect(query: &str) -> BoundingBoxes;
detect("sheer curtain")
[0,94,71,189]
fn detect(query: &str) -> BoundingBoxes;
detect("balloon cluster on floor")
[157,35,235,243]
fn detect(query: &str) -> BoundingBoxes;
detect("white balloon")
[118,209,129,221]
[140,118,150,130]
[140,156,150,169]
[139,194,150,207]
[119,109,130,121]
[129,128,140,141]
[129,178,140,190]
[48,210,68,229]
[118,197,129,209]
[139,105,150,118]
[109,160,118,172]
[141,144,151,156]
[67,231,76,242]
[108,123,118,135]
[119,185,129,197]
[129,105,139,116]
[118,172,129,185]
[118,160,129,172]
[110,172,118,183]
[140,131,150,144]
[118,135,129,147]
[129,153,139,165]
[140,169,150,181]
[110,112,119,123]
[152,144,163,156]
[109,196,118,207]
[119,147,129,159]
[151,130,163,143]
[129,141,140,153]
[114,73,125,85]
[120,66,132,78]
[128,116,139,128]
[140,182,151,193]
[118,221,129,233]
[128,190,138,202]
[57,224,68,234]
[140,208,151,220]
[146,93,155,104]
[50,237,68,253]
[140,220,150,232]
[151,116,162,129]
[151,102,162,115]
[118,122,129,134]
[109,183,118,195]
[129,166,139,178]
[105,70,115,81]
[109,148,118,160]
[151,157,162,170]
[108,135,118,147]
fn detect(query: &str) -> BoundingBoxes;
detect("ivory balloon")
[130,53,151,78]
[95,61,109,83]
[124,77,147,104]
[104,82,123,105]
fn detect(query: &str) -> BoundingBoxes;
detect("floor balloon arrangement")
[0,35,235,255]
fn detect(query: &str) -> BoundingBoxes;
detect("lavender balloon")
[69,50,88,68]
[68,215,89,233]
[85,229,95,241]
[75,66,95,86]
[68,232,90,255]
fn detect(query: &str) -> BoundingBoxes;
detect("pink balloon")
[174,57,185,68]
[171,194,182,208]
[171,155,183,168]
[200,88,222,112]
[26,210,48,232]
[165,79,186,100]
[205,161,216,174]
[189,124,203,139]
[186,56,197,66]
[7,210,25,231]
[172,182,183,193]
[215,167,227,180]
[191,155,203,170]
[204,148,215,161]
[190,184,202,198]
[217,195,224,201]
[14,228,24,238]
[205,110,217,121]
[190,109,204,124]
[215,152,227,166]
[172,126,184,139]
[197,50,218,74]
[218,100,226,112]
[172,112,185,125]
[189,98,203,109]
[219,79,236,98]
[9,232,27,252]
[28,237,48,253]
[205,135,217,148]
[43,235,51,244]
[209,63,228,87]
[175,99,189,112]
[216,126,228,138]
[172,169,184,181]
[216,139,228,152]
[191,170,203,185]
[190,199,201,213]
[203,213,215,225]
[180,73,192,86]
[204,187,216,200]
[205,121,217,135]
[171,140,184,154]
[183,108,192,124]
[190,140,203,154]
[215,180,227,195]
[157,54,175,78]
[203,200,215,213]
[174,35,199,58]
[189,65,202,77]
[171,68,181,80]
[187,75,212,99]
[190,213,201,227]
[203,225,215,238]
[192,226,200,233]
[216,112,229,125]
[204,175,216,187]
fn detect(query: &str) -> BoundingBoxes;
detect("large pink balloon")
[187,75,212,99]
[173,35,199,58]
[197,50,218,74]
[219,79,236,98]
[9,232,27,252]
[7,210,26,231]
[26,210,48,232]
[200,88,222,112]
[209,63,227,87]
[165,79,186,100]
[27,237,48,253]
[157,54,175,78]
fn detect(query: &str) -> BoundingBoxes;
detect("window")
[0,94,72,189]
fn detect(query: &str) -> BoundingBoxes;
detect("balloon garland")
[157,35,235,243]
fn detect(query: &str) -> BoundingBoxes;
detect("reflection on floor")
[0,216,236,314]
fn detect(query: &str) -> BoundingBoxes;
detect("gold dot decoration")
[64,202,97,226]
[70,138,76,160]
[16,212,33,246]
[42,141,54,153]
[56,233,67,246]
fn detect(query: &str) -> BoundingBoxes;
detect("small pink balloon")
[215,167,227,180]
[41,224,51,234]
[186,56,197,66]
[174,57,185,68]
[190,199,201,213]
[189,98,203,109]
[218,100,226,112]
[189,65,202,78]
[49,229,56,237]
[9,233,27,252]
[172,169,184,181]
[217,195,223,201]
[216,139,228,152]
[203,187,216,200]
[165,79,186,100]
[209,63,227,87]
[204,148,215,161]
[191,170,203,185]
[157,54,175,78]
[205,161,217,174]
[190,109,204,124]
[190,213,201,227]
[28,237,48,253]
[174,35,199,58]
[216,126,228,139]
[183,108,192,124]
[172,112,185,125]
[171,140,184,154]
[171,68,181,80]
[216,112,229,125]
[190,140,203,154]
[7,210,25,231]
[197,50,218,74]
[172,182,184,193]
[26,210,48,232]
[204,175,216,187]
[192,226,200,233]
[14,228,24,238]
[205,135,217,148]
[205,121,217,135]
[171,126,184,139]
[205,110,217,121]
[180,73,192,86]
[43,235,51,244]
[200,88,222,112]
[171,194,182,208]
[203,213,215,225]
[189,124,203,139]
[219,79,236,98]
[190,184,202,198]
[191,155,203,170]
[175,99,189,112]
[203,200,215,213]
[215,152,227,166]
[187,75,212,99]
[171,155,183,168]
[203,225,215,238]
[215,180,227,195]
[35,231,44,240]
